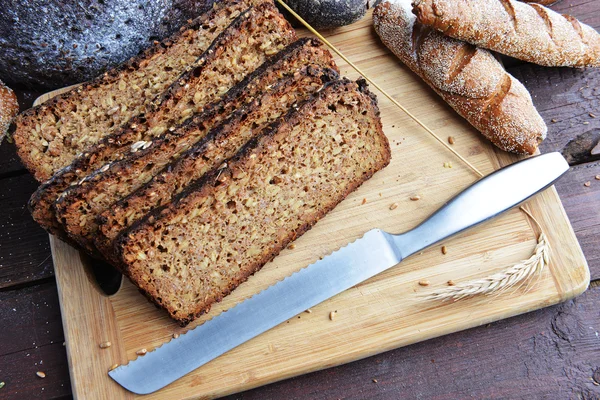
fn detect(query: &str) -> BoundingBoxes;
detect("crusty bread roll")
[0,80,18,145]
[413,0,600,67]
[373,0,547,154]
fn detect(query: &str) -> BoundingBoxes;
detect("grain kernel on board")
[389,202,399,210]
[447,280,456,286]
[418,280,430,287]
[584,181,591,187]
[410,195,421,201]
[329,311,337,321]
[136,348,147,356]
[99,341,112,349]
[448,136,455,145]
[441,245,448,255]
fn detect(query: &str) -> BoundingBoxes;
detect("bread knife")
[109,152,569,394]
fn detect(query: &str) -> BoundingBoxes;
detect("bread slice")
[13,0,259,182]
[116,79,391,325]
[96,64,339,261]
[54,4,297,253]
[31,2,296,243]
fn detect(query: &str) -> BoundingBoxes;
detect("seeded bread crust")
[13,0,258,182]
[31,2,297,242]
[96,64,339,261]
[116,78,391,325]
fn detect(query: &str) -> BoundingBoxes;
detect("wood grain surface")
[1,1,599,399]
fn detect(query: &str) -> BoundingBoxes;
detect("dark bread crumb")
[116,78,390,325]
[54,2,297,253]
[95,46,339,261]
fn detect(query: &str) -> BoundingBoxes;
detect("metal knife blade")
[109,152,569,394]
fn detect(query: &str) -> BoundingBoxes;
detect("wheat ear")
[424,207,550,301]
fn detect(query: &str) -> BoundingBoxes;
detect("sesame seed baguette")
[96,54,339,262]
[412,0,600,68]
[54,3,297,254]
[115,78,390,325]
[13,0,260,182]
[31,2,296,243]
[374,0,546,154]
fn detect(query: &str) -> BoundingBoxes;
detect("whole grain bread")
[14,0,259,182]
[115,78,391,325]
[97,64,339,261]
[412,0,600,67]
[30,1,297,242]
[55,2,297,253]
[374,0,546,154]
[96,46,338,260]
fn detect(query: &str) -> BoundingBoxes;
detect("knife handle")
[392,152,569,258]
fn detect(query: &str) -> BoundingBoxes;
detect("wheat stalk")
[425,208,550,301]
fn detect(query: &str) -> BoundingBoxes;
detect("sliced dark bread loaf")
[116,79,391,325]
[13,0,258,182]
[59,62,337,256]
[54,3,297,253]
[96,64,339,261]
[31,2,297,242]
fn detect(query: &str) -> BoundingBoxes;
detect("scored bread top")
[54,1,298,253]
[14,0,261,182]
[95,43,339,260]
[413,0,600,67]
[116,78,391,325]
[374,0,547,154]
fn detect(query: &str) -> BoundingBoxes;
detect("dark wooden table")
[1,1,600,398]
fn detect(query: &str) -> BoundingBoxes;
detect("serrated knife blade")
[109,152,569,394]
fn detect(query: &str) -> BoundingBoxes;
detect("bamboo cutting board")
[40,11,589,399]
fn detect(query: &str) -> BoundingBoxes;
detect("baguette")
[54,2,297,253]
[96,44,338,260]
[13,0,259,182]
[115,79,390,325]
[412,0,600,67]
[374,0,546,154]
[31,1,296,243]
